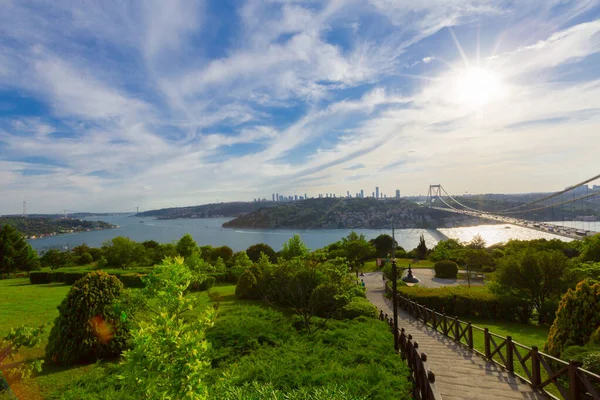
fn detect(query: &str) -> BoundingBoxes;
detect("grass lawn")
[363,258,434,272]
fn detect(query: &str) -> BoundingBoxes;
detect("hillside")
[0,217,115,238]
[222,197,477,229]
[136,201,279,219]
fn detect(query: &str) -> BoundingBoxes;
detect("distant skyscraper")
[272,194,275,201]
[347,191,350,197]
[395,189,400,198]
[360,189,364,198]
[372,191,375,197]
[304,193,307,199]
[276,193,279,202]
[294,195,298,200]
[375,186,379,199]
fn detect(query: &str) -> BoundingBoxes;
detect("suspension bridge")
[427,173,600,240]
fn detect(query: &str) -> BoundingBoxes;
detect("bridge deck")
[363,272,547,400]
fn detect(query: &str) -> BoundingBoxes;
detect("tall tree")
[0,225,39,273]
[176,233,197,258]
[102,237,146,269]
[340,232,375,269]
[370,234,400,258]
[246,243,277,263]
[280,235,309,260]
[415,234,428,260]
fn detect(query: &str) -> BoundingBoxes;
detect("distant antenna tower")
[64,209,68,219]
[22,201,27,218]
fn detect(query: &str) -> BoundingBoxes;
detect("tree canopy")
[0,225,39,274]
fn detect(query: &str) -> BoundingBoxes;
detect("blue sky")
[1,0,600,213]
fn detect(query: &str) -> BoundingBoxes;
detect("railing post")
[423,306,428,325]
[432,311,437,330]
[467,322,473,349]
[568,361,582,400]
[506,336,514,373]
[454,316,460,341]
[484,328,491,359]
[531,346,541,390]
[442,313,447,336]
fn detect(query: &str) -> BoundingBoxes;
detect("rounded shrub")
[45,271,129,365]
[434,260,458,279]
[78,252,94,265]
[338,297,378,319]
[235,270,259,299]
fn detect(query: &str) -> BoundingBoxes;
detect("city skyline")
[1,2,600,213]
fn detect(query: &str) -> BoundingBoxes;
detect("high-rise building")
[272,194,275,201]
[304,193,307,199]
[347,191,350,197]
[375,186,379,199]
[276,193,279,201]
[372,191,375,197]
[294,195,298,200]
[395,189,400,198]
[360,189,364,198]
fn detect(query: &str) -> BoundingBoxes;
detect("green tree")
[579,234,600,263]
[176,233,197,258]
[211,246,233,263]
[493,249,571,318]
[71,243,91,257]
[340,231,375,269]
[415,234,428,260]
[369,234,400,258]
[466,234,486,249]
[429,239,463,262]
[0,224,39,273]
[280,234,309,260]
[119,257,214,400]
[246,243,277,263]
[102,237,146,269]
[231,252,253,281]
[40,248,73,269]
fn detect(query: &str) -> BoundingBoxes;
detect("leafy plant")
[1,324,48,381]
[434,260,458,279]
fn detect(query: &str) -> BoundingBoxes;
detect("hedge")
[434,260,458,279]
[30,270,147,288]
[397,286,532,323]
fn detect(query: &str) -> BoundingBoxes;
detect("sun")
[454,66,504,109]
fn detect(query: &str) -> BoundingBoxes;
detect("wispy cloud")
[0,0,599,212]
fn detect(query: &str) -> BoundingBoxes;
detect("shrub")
[584,351,600,374]
[482,266,495,273]
[29,271,49,284]
[78,253,93,265]
[338,297,378,319]
[117,273,146,288]
[546,280,600,357]
[189,275,216,292]
[236,270,259,299]
[434,260,458,279]
[63,272,88,285]
[45,271,129,365]
[398,286,532,323]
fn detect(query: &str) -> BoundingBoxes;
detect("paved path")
[363,272,546,400]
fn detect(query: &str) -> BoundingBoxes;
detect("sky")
[1,0,600,214]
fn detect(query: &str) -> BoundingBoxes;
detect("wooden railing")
[379,311,442,400]
[392,291,600,400]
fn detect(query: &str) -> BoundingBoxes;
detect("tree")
[339,232,375,269]
[246,243,277,263]
[415,234,428,260]
[429,239,463,262]
[230,252,253,281]
[370,234,400,258]
[0,225,39,273]
[546,280,600,357]
[71,243,91,257]
[119,257,214,399]
[211,246,233,263]
[579,234,600,263]
[466,234,486,249]
[280,234,309,260]
[102,237,146,269]
[176,233,197,258]
[40,248,73,269]
[493,249,571,318]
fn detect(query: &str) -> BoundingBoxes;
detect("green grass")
[362,258,434,272]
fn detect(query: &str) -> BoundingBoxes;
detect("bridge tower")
[22,201,27,218]
[427,185,442,206]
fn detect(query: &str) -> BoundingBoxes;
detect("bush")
[117,273,146,288]
[546,280,600,357]
[63,272,88,285]
[45,271,129,365]
[235,270,259,299]
[434,260,458,279]
[398,286,532,323]
[338,297,378,319]
[584,351,600,374]
[78,253,93,265]
[188,275,216,292]
[482,266,495,273]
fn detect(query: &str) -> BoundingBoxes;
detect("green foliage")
[119,257,215,400]
[189,275,216,292]
[570,262,600,285]
[40,248,73,269]
[1,323,48,381]
[45,271,128,365]
[583,351,600,375]
[429,239,464,262]
[578,234,600,263]
[246,243,277,263]
[235,270,259,299]
[338,231,376,269]
[211,246,233,263]
[78,252,93,266]
[546,280,600,357]
[214,382,358,400]
[207,305,412,400]
[338,297,378,320]
[230,251,253,281]
[280,234,309,260]
[398,286,532,323]
[434,260,458,279]
[415,234,428,260]
[102,237,146,269]
[493,249,571,316]
[176,233,198,258]
[0,224,39,273]
[369,234,401,258]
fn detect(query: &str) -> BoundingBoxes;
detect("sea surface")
[27,215,598,252]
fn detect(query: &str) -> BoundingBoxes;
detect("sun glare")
[455,67,504,109]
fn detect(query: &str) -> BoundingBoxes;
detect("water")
[27,215,590,252]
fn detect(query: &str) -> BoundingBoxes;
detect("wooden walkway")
[362,272,547,400]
